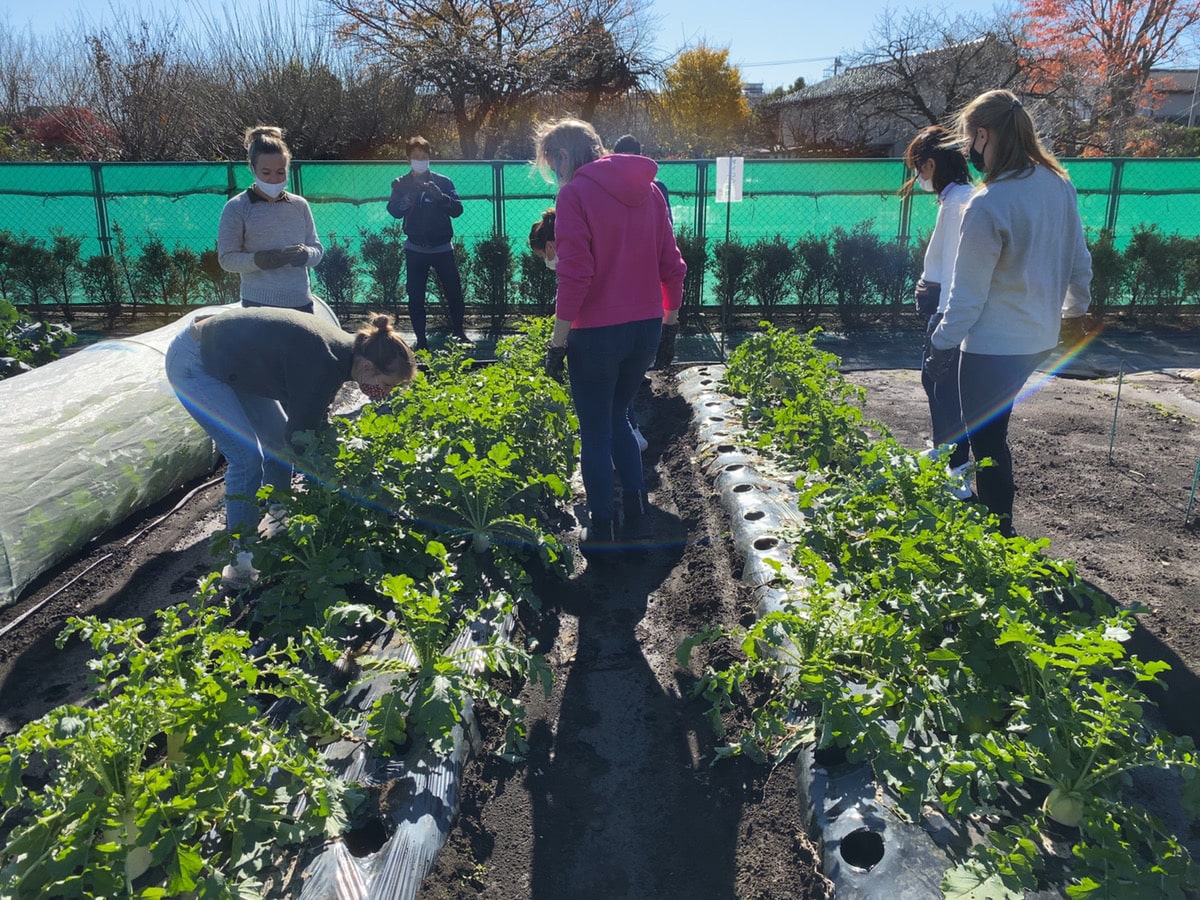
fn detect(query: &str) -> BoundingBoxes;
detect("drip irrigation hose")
[0,553,115,640]
[0,475,224,641]
[119,475,224,548]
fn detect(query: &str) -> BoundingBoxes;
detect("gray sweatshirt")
[217,189,325,308]
[198,307,354,446]
[932,163,1092,355]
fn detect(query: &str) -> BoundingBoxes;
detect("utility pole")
[1188,67,1198,128]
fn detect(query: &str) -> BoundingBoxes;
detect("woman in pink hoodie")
[534,118,686,562]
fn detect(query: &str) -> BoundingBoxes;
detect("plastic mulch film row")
[677,364,951,900]
[294,610,512,900]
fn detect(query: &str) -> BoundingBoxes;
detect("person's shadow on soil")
[522,521,745,899]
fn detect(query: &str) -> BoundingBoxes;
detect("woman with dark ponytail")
[903,125,974,488]
[165,307,415,538]
[218,125,324,313]
[924,89,1092,537]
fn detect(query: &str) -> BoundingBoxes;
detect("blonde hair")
[244,125,291,169]
[533,118,604,184]
[353,313,416,383]
[955,90,1066,183]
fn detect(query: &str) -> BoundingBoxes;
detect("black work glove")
[655,323,679,370]
[284,245,309,267]
[254,249,287,269]
[1059,315,1087,347]
[914,279,941,317]
[543,342,567,383]
[923,344,958,383]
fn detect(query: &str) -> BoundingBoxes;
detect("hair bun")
[372,314,392,332]
[244,124,285,149]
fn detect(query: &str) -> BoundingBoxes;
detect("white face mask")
[255,178,287,198]
[544,255,557,271]
[917,174,934,193]
[410,159,430,174]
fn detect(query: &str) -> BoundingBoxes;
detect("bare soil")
[3,328,1199,898]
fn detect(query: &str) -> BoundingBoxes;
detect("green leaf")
[942,862,1022,899]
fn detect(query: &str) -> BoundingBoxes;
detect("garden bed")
[2,329,1199,898]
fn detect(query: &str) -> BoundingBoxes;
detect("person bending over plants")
[165,307,416,539]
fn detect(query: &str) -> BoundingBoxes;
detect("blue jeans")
[566,317,661,522]
[959,349,1050,534]
[406,248,465,341]
[165,321,292,537]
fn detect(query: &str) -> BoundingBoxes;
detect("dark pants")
[566,317,661,522]
[921,314,969,468]
[242,299,314,314]
[958,349,1050,535]
[405,248,465,343]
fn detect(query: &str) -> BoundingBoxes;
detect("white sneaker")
[220,550,260,590]
[947,463,974,501]
[632,427,649,453]
[257,503,288,540]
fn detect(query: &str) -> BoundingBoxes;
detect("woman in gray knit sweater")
[925,90,1092,538]
[218,126,324,313]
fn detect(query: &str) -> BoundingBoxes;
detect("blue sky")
[5,0,1013,90]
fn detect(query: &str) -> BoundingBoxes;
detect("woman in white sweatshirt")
[925,90,1092,537]
[904,125,974,478]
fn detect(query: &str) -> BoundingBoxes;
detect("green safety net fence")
[3,157,1200,297]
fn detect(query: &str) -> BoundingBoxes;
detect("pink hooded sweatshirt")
[553,154,686,330]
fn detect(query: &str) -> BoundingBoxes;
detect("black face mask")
[969,136,987,174]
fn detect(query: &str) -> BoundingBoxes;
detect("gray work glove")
[1059,315,1088,347]
[254,249,288,269]
[655,323,679,370]
[284,245,309,267]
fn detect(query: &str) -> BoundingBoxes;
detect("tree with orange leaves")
[1020,0,1200,126]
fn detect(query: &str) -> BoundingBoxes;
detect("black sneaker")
[580,517,618,563]
[621,490,651,556]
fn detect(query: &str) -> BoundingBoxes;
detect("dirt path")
[421,374,830,899]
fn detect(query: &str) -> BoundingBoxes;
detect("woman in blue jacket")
[386,136,469,350]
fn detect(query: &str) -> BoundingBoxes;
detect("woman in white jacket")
[926,90,1092,538]
[904,125,975,480]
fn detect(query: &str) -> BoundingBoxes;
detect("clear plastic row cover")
[0,300,340,608]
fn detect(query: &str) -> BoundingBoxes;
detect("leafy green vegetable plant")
[0,298,77,379]
[686,324,1200,897]
[329,546,552,759]
[0,583,349,899]
[723,323,875,473]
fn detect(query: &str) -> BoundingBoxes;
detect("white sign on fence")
[715,156,745,203]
